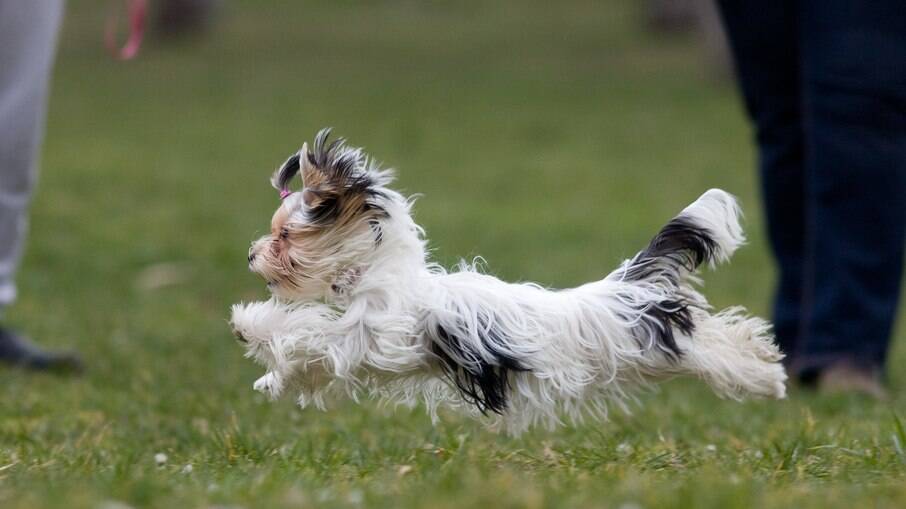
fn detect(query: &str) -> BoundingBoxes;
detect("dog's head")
[248,128,398,301]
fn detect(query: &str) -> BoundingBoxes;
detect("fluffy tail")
[608,189,786,398]
[617,188,745,283]
[607,189,745,357]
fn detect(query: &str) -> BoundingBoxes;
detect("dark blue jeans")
[717,0,906,379]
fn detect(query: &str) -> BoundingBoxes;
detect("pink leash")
[105,0,148,60]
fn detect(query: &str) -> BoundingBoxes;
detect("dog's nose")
[248,253,256,263]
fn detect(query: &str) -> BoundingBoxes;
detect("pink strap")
[280,189,293,200]
[105,0,148,61]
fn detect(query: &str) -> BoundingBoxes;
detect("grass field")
[1,1,905,507]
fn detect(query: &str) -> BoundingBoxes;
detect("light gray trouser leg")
[0,0,64,307]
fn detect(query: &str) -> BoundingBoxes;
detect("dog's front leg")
[230,299,295,347]
[231,299,343,398]
[253,371,285,399]
[252,360,329,401]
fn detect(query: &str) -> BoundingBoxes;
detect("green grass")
[1,1,904,507]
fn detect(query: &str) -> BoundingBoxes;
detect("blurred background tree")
[155,0,222,38]
[646,0,730,77]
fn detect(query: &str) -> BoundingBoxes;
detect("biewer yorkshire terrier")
[230,129,786,434]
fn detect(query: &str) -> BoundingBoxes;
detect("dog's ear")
[271,150,302,193]
[271,137,332,194]
[305,128,360,188]
[299,142,321,187]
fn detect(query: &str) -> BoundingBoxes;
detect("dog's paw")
[253,372,285,400]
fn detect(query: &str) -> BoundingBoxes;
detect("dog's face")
[248,129,391,301]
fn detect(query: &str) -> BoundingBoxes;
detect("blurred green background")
[0,1,903,508]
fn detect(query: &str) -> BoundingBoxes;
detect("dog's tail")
[613,188,744,286]
[606,189,785,399]
[605,189,744,357]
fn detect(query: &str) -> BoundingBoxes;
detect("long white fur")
[231,152,786,435]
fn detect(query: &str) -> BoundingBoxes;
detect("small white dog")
[230,129,786,434]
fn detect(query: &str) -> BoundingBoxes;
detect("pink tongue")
[280,189,293,200]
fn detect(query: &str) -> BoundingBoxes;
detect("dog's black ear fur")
[305,128,371,190]
[271,151,302,192]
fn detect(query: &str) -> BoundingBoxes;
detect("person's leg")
[716,1,806,360]
[0,0,64,306]
[0,0,80,371]
[795,0,906,380]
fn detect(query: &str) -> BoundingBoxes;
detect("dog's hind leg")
[676,308,787,399]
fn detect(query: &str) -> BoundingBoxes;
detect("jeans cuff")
[0,281,16,308]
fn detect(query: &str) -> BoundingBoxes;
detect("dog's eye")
[279,228,289,239]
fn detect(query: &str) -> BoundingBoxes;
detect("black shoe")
[0,327,83,373]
